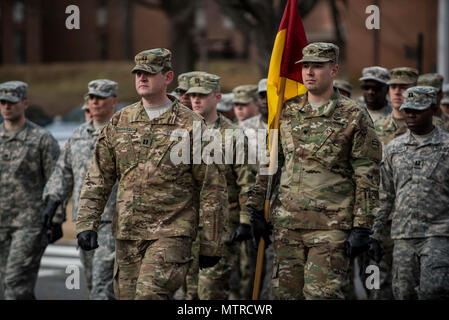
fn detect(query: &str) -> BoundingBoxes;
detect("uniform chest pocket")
[3,140,35,175]
[391,148,412,189]
[428,150,449,184]
[146,132,180,182]
[312,127,350,168]
[113,130,139,170]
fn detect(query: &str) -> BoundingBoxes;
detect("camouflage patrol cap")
[417,73,444,92]
[296,42,339,64]
[333,79,352,95]
[442,83,449,105]
[217,93,234,112]
[387,67,419,85]
[186,73,221,95]
[399,86,437,111]
[176,71,208,91]
[86,79,118,98]
[359,66,390,84]
[232,85,258,104]
[0,81,28,103]
[131,48,172,74]
[258,78,267,93]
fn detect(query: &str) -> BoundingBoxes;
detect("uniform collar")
[130,94,179,125]
[405,125,442,147]
[0,120,29,141]
[300,90,339,118]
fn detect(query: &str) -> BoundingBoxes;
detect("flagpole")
[252,76,286,300]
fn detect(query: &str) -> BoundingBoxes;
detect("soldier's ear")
[330,63,339,78]
[22,99,29,110]
[164,70,174,86]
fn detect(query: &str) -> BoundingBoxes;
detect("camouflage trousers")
[0,227,47,300]
[79,221,115,300]
[272,227,349,300]
[113,236,192,300]
[358,220,394,300]
[392,237,449,300]
[197,240,240,300]
[184,232,200,300]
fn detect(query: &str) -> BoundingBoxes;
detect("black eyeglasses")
[361,84,384,92]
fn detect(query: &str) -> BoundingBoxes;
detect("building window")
[97,0,108,27]
[13,0,25,24]
[15,32,25,64]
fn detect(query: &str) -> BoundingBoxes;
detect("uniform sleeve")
[76,123,117,234]
[350,110,382,229]
[192,121,228,257]
[231,130,258,225]
[372,153,395,241]
[246,126,285,213]
[43,139,74,204]
[40,132,60,183]
[41,133,66,223]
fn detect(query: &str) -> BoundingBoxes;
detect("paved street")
[0,242,89,300]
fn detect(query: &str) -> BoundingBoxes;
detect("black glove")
[199,255,221,269]
[230,223,252,243]
[42,199,61,229]
[345,227,373,258]
[249,208,273,249]
[46,223,63,244]
[368,238,384,263]
[77,230,99,251]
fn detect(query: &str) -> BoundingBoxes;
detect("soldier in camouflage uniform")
[417,73,449,131]
[42,80,119,300]
[360,68,417,300]
[217,93,236,123]
[175,71,206,109]
[333,79,352,98]
[0,81,61,299]
[75,48,228,300]
[373,86,449,299]
[357,66,392,122]
[246,43,383,300]
[241,79,269,131]
[186,72,257,299]
[233,85,260,126]
[240,78,274,300]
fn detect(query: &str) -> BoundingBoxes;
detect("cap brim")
[86,90,113,98]
[0,95,20,103]
[335,87,351,94]
[233,98,252,105]
[359,76,388,84]
[441,98,449,104]
[295,57,332,64]
[399,102,431,111]
[186,87,212,95]
[176,86,188,92]
[217,104,233,112]
[131,64,161,74]
[387,79,416,85]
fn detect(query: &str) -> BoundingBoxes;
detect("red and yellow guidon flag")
[267,0,308,132]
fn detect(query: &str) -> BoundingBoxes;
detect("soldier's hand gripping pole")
[252,77,285,300]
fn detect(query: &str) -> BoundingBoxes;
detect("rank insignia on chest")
[141,138,150,147]
[413,160,423,169]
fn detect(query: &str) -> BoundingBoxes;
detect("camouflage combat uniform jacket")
[357,96,392,123]
[247,91,382,230]
[208,114,257,226]
[43,120,117,222]
[0,120,60,227]
[373,126,449,240]
[240,114,268,130]
[76,97,228,257]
